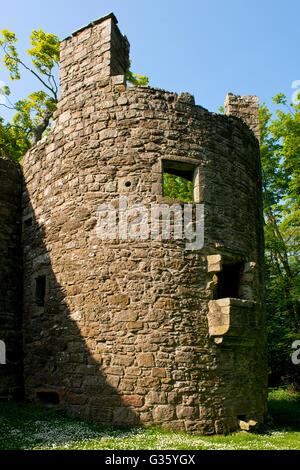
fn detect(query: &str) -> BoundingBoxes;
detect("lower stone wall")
[0,158,23,400]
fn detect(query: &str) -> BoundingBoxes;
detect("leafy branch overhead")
[0,29,59,98]
[0,29,60,160]
[126,61,149,86]
[0,29,149,161]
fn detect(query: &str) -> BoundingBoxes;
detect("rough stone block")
[145,391,167,405]
[152,405,175,422]
[121,395,143,406]
[137,353,155,367]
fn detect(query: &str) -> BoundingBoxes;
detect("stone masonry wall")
[21,14,267,434]
[0,158,23,400]
[225,93,260,143]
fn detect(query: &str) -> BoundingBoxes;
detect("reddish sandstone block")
[121,395,143,406]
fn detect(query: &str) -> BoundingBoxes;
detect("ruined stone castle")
[0,13,268,434]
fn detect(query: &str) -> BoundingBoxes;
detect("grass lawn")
[0,388,299,450]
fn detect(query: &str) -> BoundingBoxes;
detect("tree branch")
[2,45,58,101]
[0,102,15,110]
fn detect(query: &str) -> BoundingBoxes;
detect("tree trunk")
[31,110,53,146]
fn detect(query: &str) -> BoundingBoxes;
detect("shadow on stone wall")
[0,159,23,401]
[22,183,140,428]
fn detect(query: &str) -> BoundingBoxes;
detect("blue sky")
[0,0,299,121]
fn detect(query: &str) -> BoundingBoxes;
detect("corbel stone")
[207,254,222,273]
[207,298,255,345]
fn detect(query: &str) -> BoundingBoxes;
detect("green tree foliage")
[0,28,60,160]
[0,116,30,162]
[260,93,300,388]
[163,173,193,202]
[126,61,149,86]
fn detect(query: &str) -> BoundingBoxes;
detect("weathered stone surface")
[152,368,166,378]
[108,294,130,308]
[176,406,199,419]
[225,93,260,143]
[0,159,22,400]
[0,13,267,434]
[145,391,167,405]
[207,254,222,273]
[152,405,175,422]
[121,394,143,407]
[137,353,155,368]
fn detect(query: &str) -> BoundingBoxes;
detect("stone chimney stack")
[59,13,130,99]
[225,93,260,143]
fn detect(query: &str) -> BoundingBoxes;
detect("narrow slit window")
[36,391,59,405]
[24,217,33,228]
[162,160,196,202]
[35,275,46,307]
[215,262,244,299]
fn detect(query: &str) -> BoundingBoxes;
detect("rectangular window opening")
[215,262,244,299]
[35,275,46,307]
[162,160,197,202]
[36,391,59,405]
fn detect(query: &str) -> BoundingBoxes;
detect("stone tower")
[19,13,267,433]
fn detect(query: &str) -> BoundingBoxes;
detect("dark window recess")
[215,262,244,299]
[35,275,46,307]
[237,415,247,421]
[24,217,33,228]
[36,391,59,405]
[162,160,195,202]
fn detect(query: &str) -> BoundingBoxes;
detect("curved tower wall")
[22,14,267,434]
